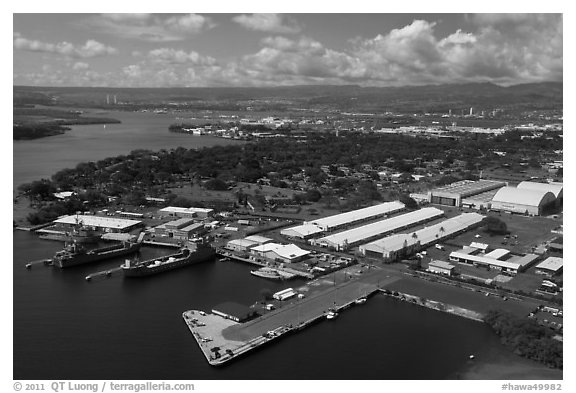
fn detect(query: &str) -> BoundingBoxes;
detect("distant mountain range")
[14,82,562,113]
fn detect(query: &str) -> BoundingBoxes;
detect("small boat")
[469,355,475,360]
[326,310,338,320]
[250,267,284,280]
[355,298,367,305]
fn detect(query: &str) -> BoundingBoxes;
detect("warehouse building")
[225,235,273,252]
[303,201,405,232]
[449,247,539,275]
[490,187,556,216]
[428,180,506,207]
[159,206,214,219]
[280,223,325,240]
[359,213,484,262]
[153,218,206,240]
[211,302,258,322]
[52,214,142,233]
[535,257,563,277]
[517,181,563,200]
[311,207,444,251]
[250,243,310,263]
[427,260,455,276]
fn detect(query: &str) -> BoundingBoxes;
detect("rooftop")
[54,214,141,230]
[536,257,563,272]
[431,179,506,198]
[305,201,405,230]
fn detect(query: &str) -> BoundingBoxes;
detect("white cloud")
[147,48,216,66]
[233,14,301,34]
[73,62,90,70]
[14,34,117,59]
[85,13,214,42]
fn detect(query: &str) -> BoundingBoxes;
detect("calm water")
[13,230,508,380]
[12,110,243,189]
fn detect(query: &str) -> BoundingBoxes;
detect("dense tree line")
[17,131,562,224]
[484,310,562,369]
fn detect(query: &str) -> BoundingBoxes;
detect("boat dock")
[217,250,314,279]
[183,269,399,366]
[85,266,124,281]
[142,240,182,248]
[25,258,53,269]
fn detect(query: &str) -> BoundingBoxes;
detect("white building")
[449,247,539,275]
[159,206,214,219]
[427,260,455,276]
[491,187,556,216]
[53,214,142,233]
[359,213,484,262]
[250,243,310,263]
[535,257,563,277]
[311,207,444,251]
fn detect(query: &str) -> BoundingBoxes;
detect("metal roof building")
[311,207,444,251]
[250,243,310,263]
[304,201,405,231]
[428,180,506,207]
[53,214,142,232]
[491,187,556,216]
[449,249,539,275]
[535,257,563,276]
[280,223,324,239]
[159,206,214,218]
[359,213,484,262]
[517,181,563,199]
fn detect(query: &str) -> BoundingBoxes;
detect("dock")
[183,269,399,366]
[85,266,123,281]
[142,240,182,248]
[25,258,53,269]
[217,250,314,279]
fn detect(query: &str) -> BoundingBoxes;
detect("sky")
[13,13,563,88]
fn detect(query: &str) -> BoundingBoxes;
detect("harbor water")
[14,230,509,380]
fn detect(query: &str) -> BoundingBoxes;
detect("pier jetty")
[183,269,399,366]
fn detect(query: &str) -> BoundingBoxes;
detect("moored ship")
[122,241,215,277]
[53,241,141,268]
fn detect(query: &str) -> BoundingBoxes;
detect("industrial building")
[311,207,444,251]
[159,206,214,219]
[491,187,556,216]
[211,302,258,322]
[303,201,405,232]
[52,214,142,233]
[449,246,539,275]
[535,257,563,277]
[273,288,297,301]
[225,235,273,253]
[517,181,563,199]
[427,180,506,207]
[153,218,205,240]
[280,223,325,240]
[359,213,484,262]
[427,260,455,276]
[250,243,310,263]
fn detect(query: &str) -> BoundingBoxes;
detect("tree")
[483,216,508,234]
[305,189,322,202]
[204,178,228,191]
[399,194,418,209]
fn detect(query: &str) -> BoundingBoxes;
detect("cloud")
[232,14,301,34]
[13,34,118,58]
[14,14,562,87]
[72,62,90,70]
[85,13,215,42]
[147,48,217,66]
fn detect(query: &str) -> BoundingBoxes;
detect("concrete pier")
[183,269,399,366]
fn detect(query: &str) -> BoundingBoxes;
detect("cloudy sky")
[13,13,563,88]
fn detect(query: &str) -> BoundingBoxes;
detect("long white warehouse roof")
[305,201,405,230]
[160,206,214,214]
[315,207,444,248]
[53,214,141,230]
[492,187,555,207]
[360,213,484,255]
